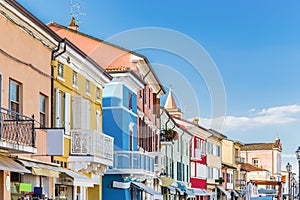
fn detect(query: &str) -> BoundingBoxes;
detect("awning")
[0,156,30,173]
[17,159,60,178]
[185,189,196,198]
[176,182,185,195]
[32,167,60,178]
[131,182,163,200]
[166,186,176,195]
[217,186,231,199]
[60,168,95,187]
[160,176,174,186]
[232,189,239,197]
[192,188,209,196]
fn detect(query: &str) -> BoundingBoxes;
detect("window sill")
[73,85,79,90]
[57,76,65,82]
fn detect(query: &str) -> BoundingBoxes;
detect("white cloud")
[198,104,300,132]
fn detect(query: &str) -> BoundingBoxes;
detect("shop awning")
[217,186,231,199]
[0,156,30,173]
[131,182,163,200]
[60,168,95,187]
[17,159,60,178]
[185,189,196,198]
[192,188,209,196]
[232,189,239,197]
[32,167,59,178]
[166,186,176,195]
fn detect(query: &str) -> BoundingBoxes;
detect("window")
[58,63,64,78]
[72,71,77,86]
[9,80,20,113]
[177,162,182,181]
[85,80,90,94]
[216,145,221,157]
[40,94,47,127]
[143,87,146,104]
[148,88,151,108]
[191,162,195,177]
[96,88,100,101]
[128,92,132,110]
[253,159,259,167]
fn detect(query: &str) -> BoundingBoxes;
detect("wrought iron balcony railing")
[0,107,35,147]
[71,130,114,161]
[110,151,155,174]
[235,156,245,164]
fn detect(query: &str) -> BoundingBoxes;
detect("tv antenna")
[70,0,86,25]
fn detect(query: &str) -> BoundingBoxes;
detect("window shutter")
[72,96,82,130]
[55,88,61,127]
[64,92,71,134]
[72,96,90,130]
[82,99,90,130]
[96,110,100,132]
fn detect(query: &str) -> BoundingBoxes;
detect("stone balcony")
[68,130,114,175]
[105,151,155,179]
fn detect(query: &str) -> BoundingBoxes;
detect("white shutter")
[81,98,90,130]
[72,96,90,130]
[72,96,82,130]
[55,88,61,127]
[96,110,100,132]
[64,92,71,134]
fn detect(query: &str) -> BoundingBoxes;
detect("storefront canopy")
[60,168,95,187]
[192,188,209,196]
[185,189,196,198]
[217,186,231,199]
[17,159,60,178]
[166,186,176,195]
[0,156,30,173]
[131,182,163,200]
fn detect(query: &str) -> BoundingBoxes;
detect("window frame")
[72,71,78,87]
[9,79,21,113]
[39,94,47,128]
[85,80,90,94]
[57,63,64,79]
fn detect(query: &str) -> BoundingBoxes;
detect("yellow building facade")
[51,39,113,200]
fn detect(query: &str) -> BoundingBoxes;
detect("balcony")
[68,130,114,174]
[235,156,245,164]
[0,107,36,154]
[235,179,246,187]
[105,151,155,178]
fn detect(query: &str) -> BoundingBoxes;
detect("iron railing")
[0,107,35,147]
[71,130,114,161]
[112,151,155,173]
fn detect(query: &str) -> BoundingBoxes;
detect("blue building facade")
[102,69,160,200]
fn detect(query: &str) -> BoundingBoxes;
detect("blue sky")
[17,0,300,171]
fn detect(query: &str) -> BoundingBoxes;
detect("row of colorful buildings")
[0,1,287,200]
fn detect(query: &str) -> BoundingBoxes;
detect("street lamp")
[295,147,300,200]
[286,163,292,200]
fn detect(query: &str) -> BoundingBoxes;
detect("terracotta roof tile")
[105,66,130,72]
[241,163,268,172]
[241,138,282,151]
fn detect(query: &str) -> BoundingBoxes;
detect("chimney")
[193,118,199,125]
[68,17,78,31]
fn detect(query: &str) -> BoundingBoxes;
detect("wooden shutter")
[64,92,71,134]
[55,88,61,127]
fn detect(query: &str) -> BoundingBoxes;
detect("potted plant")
[161,129,178,141]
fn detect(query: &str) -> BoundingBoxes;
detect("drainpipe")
[50,39,66,128]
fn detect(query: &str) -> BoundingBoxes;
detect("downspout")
[50,39,66,128]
